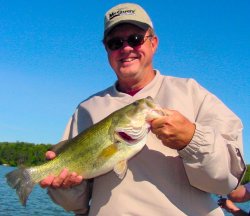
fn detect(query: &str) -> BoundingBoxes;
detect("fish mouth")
[117,132,136,143]
[116,125,149,145]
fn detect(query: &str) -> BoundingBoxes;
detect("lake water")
[0,165,249,215]
[0,165,73,216]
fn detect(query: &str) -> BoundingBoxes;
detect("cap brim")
[104,20,150,37]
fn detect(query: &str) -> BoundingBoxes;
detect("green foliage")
[242,164,250,184]
[0,142,52,166]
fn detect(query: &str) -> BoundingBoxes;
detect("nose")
[120,41,134,52]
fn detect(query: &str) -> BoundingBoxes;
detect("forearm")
[178,123,245,195]
[228,184,250,202]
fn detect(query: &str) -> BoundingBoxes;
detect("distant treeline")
[242,164,250,184]
[0,142,249,184]
[0,142,52,166]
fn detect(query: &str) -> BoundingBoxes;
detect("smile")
[120,57,138,63]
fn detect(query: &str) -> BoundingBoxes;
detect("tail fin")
[5,168,35,206]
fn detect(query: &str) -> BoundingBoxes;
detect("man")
[40,3,246,216]
[218,183,250,215]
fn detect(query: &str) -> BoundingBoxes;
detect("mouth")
[120,57,138,63]
[116,126,150,144]
[117,132,135,142]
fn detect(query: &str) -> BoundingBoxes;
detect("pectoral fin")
[114,160,128,179]
[99,144,118,159]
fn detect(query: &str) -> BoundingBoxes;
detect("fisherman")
[40,3,246,216]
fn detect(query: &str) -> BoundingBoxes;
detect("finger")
[68,172,83,184]
[62,172,77,188]
[146,109,166,122]
[150,117,169,130]
[40,175,55,188]
[45,151,56,160]
[151,121,170,137]
[52,168,69,188]
[62,172,83,188]
[156,131,170,142]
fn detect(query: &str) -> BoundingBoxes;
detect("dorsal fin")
[50,140,69,154]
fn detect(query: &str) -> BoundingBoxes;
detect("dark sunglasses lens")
[128,34,144,47]
[106,34,145,51]
[107,38,123,50]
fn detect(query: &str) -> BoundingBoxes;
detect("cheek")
[108,52,119,68]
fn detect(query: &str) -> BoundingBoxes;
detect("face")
[104,24,158,90]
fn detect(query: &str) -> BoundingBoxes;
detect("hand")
[218,198,240,213]
[150,109,195,150]
[39,151,83,189]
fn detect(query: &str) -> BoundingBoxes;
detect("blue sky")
[0,0,249,163]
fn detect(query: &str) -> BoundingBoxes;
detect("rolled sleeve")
[178,123,246,195]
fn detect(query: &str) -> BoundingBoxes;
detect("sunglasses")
[105,34,153,51]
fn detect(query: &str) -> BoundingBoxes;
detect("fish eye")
[133,101,139,106]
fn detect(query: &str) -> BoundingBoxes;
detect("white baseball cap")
[104,3,153,37]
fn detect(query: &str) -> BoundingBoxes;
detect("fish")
[5,96,163,206]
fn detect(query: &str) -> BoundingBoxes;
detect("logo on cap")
[109,9,136,20]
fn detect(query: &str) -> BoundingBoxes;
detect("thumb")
[146,108,166,122]
[45,150,56,160]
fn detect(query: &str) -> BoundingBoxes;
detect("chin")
[119,66,139,75]
[118,71,138,80]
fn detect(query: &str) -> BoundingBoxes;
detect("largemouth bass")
[6,96,162,206]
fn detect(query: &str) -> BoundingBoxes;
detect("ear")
[150,35,159,53]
